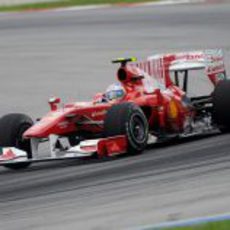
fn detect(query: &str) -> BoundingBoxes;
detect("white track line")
[52,0,205,13]
[138,0,205,6]
[0,0,207,15]
[54,4,110,12]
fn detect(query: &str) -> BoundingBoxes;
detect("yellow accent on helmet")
[112,57,137,64]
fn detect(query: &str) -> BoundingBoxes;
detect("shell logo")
[168,100,178,119]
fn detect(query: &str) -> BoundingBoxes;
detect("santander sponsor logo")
[91,110,107,118]
[177,53,204,61]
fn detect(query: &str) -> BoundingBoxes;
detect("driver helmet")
[105,83,125,101]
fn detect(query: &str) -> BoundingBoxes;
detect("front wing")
[0,135,127,166]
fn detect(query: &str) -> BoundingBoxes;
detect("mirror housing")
[48,97,61,111]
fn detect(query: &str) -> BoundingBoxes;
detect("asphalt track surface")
[0,2,230,230]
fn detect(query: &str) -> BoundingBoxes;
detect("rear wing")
[163,49,226,85]
[130,49,226,90]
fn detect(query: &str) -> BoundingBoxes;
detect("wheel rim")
[129,113,146,143]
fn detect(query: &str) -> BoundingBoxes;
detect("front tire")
[104,102,148,154]
[0,113,33,169]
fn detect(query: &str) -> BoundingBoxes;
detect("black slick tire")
[213,80,230,132]
[0,113,33,169]
[104,102,148,154]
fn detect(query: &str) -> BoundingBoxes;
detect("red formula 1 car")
[0,49,229,169]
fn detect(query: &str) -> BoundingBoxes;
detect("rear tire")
[104,102,148,154]
[0,113,33,169]
[213,80,230,132]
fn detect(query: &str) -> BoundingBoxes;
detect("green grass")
[0,0,158,12]
[158,220,230,230]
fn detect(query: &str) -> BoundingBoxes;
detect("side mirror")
[48,97,61,111]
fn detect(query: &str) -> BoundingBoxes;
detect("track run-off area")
[0,1,230,229]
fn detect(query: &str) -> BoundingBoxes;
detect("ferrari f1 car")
[0,49,229,169]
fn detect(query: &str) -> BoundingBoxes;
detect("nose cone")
[23,118,55,138]
[23,111,63,138]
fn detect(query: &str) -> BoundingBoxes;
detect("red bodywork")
[23,50,226,157]
[23,79,189,139]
